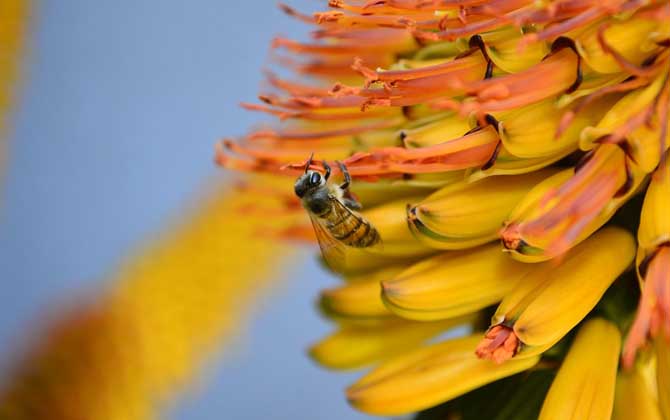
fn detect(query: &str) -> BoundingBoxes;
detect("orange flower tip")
[258,95,274,105]
[345,385,363,405]
[622,246,670,369]
[277,3,314,23]
[271,36,285,50]
[214,141,231,165]
[351,57,378,84]
[475,325,520,364]
[315,11,344,25]
[330,82,360,97]
[379,280,399,299]
[500,224,524,251]
[281,155,322,173]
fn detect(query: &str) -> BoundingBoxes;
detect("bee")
[294,154,381,271]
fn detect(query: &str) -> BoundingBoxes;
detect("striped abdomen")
[320,199,380,248]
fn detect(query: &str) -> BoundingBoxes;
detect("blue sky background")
[0,1,374,419]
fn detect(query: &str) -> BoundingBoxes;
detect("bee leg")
[323,161,331,181]
[336,160,351,190]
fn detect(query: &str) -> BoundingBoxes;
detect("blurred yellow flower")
[0,0,29,171]
[0,184,297,419]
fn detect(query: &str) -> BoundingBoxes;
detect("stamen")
[277,3,316,24]
[352,53,486,84]
[246,118,402,141]
[475,325,520,364]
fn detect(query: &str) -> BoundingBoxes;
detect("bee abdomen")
[331,215,379,248]
[357,224,381,247]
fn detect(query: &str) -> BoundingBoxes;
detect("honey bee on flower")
[293,154,381,271]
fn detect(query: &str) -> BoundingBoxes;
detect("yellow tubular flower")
[381,243,531,321]
[360,197,435,257]
[319,265,404,321]
[477,227,634,363]
[309,315,473,370]
[346,334,540,416]
[501,144,646,262]
[218,0,670,417]
[657,338,670,420]
[408,169,558,249]
[538,318,621,420]
[623,155,670,368]
[0,184,294,420]
[613,366,664,420]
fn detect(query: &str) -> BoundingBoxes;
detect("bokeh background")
[0,1,374,419]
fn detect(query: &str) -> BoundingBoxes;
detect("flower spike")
[213,0,670,417]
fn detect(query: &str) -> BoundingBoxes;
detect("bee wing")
[308,212,346,273]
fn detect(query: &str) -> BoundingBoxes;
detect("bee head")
[294,171,324,198]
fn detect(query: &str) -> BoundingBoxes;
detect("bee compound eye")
[310,172,321,185]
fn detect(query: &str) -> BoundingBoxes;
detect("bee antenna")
[305,152,314,174]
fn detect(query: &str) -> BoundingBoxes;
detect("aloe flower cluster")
[219,0,670,418]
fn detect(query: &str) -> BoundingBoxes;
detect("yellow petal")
[400,112,471,148]
[490,227,634,352]
[334,250,427,276]
[657,338,670,420]
[469,147,569,179]
[309,316,471,370]
[613,368,663,420]
[539,318,621,420]
[352,179,439,206]
[408,170,556,250]
[495,97,611,159]
[580,74,667,150]
[514,227,635,347]
[627,121,670,174]
[623,157,670,365]
[556,72,628,108]
[361,197,436,257]
[638,157,670,260]
[382,244,531,321]
[576,17,663,74]
[481,27,549,73]
[347,334,539,416]
[320,266,404,321]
